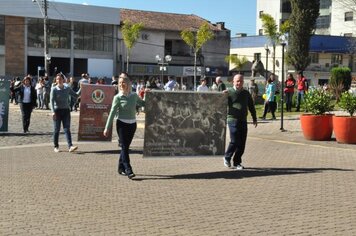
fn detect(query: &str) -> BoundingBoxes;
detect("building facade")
[0,1,230,89]
[256,0,356,37]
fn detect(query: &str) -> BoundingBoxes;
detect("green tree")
[260,13,290,75]
[181,22,214,90]
[287,0,320,72]
[121,20,144,73]
[225,55,248,73]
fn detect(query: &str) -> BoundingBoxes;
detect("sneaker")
[68,146,78,153]
[126,170,136,179]
[54,147,60,153]
[234,164,244,170]
[118,168,126,176]
[224,158,231,168]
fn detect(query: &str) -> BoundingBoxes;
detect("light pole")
[156,54,172,82]
[264,44,269,80]
[279,34,287,132]
[33,0,50,75]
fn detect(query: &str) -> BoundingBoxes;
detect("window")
[320,0,331,9]
[28,18,44,48]
[331,54,343,65]
[345,12,353,22]
[316,15,331,29]
[281,1,291,13]
[0,16,4,45]
[74,22,113,51]
[258,29,263,36]
[344,33,353,37]
[259,11,264,18]
[254,53,261,61]
[165,40,172,55]
[310,53,319,63]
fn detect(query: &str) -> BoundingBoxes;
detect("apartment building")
[256,0,356,37]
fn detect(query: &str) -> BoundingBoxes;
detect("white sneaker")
[68,146,78,153]
[234,164,244,170]
[224,158,231,168]
[54,147,59,153]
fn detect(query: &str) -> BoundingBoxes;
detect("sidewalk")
[1,103,356,235]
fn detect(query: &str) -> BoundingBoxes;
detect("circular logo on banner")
[91,89,105,103]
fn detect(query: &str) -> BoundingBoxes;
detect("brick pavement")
[1,103,356,235]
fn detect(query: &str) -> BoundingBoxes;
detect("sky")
[54,0,257,37]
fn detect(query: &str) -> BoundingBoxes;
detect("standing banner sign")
[144,91,227,157]
[78,84,116,141]
[0,78,10,132]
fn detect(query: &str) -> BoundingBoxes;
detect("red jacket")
[297,77,308,91]
[284,78,296,93]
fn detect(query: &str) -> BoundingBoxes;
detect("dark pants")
[262,101,276,118]
[53,109,72,148]
[19,102,33,132]
[285,92,294,112]
[224,120,248,166]
[116,120,137,172]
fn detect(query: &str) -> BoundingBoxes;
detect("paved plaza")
[1,103,356,235]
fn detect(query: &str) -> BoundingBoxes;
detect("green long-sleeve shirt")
[105,92,145,130]
[227,87,257,123]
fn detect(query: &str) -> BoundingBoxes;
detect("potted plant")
[333,91,356,144]
[300,88,334,141]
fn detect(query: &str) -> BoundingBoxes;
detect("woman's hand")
[103,129,108,137]
[52,113,56,121]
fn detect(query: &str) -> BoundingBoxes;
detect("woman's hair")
[287,73,294,79]
[22,76,31,83]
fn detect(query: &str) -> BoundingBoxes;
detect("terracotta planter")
[333,116,356,144]
[300,114,334,141]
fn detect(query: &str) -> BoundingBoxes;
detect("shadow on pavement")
[0,132,53,136]
[132,167,354,181]
[77,149,143,155]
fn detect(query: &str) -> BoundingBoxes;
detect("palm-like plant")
[181,22,214,90]
[121,20,144,73]
[225,55,248,74]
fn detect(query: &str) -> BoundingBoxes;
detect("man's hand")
[103,129,108,137]
[253,120,258,128]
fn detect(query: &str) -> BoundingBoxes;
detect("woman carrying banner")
[103,72,146,179]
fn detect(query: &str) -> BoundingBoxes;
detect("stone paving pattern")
[1,103,356,235]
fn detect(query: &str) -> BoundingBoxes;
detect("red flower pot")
[300,114,334,141]
[333,116,356,144]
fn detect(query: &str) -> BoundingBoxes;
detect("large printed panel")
[78,84,115,141]
[0,78,9,132]
[144,91,227,157]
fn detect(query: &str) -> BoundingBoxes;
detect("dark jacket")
[227,87,257,123]
[14,85,37,107]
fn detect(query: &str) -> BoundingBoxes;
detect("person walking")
[50,73,79,153]
[14,76,37,133]
[103,73,146,179]
[284,73,296,112]
[261,76,277,120]
[223,74,257,170]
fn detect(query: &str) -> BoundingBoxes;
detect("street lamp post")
[33,0,50,76]
[156,55,172,82]
[280,35,287,132]
[264,44,269,80]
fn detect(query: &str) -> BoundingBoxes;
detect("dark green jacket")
[227,87,257,123]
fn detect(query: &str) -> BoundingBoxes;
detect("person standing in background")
[296,71,308,112]
[284,73,296,112]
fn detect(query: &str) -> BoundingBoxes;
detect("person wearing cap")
[14,76,37,133]
[197,77,209,92]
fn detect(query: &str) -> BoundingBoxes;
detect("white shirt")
[23,86,31,103]
[197,85,209,92]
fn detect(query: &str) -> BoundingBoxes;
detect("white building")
[256,0,356,37]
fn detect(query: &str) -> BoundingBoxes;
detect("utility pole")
[43,0,50,76]
[33,0,50,76]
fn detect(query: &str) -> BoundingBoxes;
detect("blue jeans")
[53,109,72,148]
[224,120,248,166]
[296,90,304,111]
[116,120,137,172]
